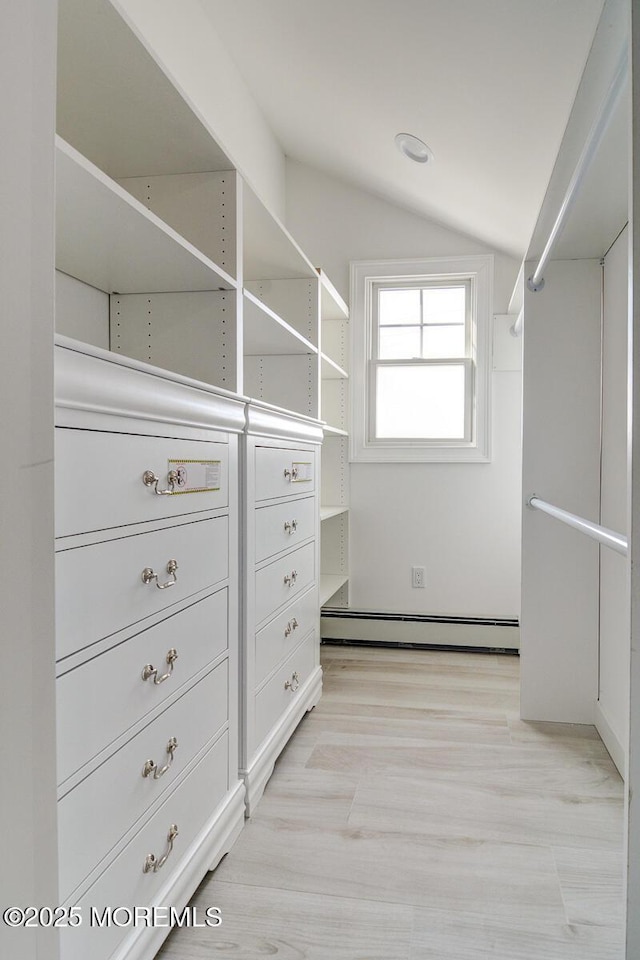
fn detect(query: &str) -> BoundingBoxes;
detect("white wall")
[520,258,602,723]
[287,160,522,619]
[597,225,630,770]
[628,7,640,946]
[0,3,59,959]
[116,0,286,219]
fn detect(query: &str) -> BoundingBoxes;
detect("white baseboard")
[594,699,627,780]
[321,612,519,650]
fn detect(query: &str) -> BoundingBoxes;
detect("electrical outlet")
[412,565,425,588]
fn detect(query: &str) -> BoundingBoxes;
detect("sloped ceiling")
[201,0,604,257]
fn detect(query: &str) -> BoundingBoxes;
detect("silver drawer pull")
[285,671,300,692]
[142,469,178,496]
[283,570,298,587]
[142,648,178,684]
[141,559,178,590]
[143,824,179,873]
[284,618,299,638]
[283,466,299,481]
[284,520,298,534]
[142,737,178,780]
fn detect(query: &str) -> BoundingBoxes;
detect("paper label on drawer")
[292,461,313,482]
[168,459,221,494]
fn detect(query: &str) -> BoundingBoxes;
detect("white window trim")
[350,256,493,463]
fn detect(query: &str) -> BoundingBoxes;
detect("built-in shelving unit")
[321,354,349,379]
[243,181,318,282]
[54,0,354,950]
[243,291,317,356]
[56,139,236,295]
[320,505,349,522]
[318,270,350,610]
[55,0,352,673]
[320,574,350,608]
[55,0,335,428]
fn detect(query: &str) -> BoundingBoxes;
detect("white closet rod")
[527,495,628,556]
[509,307,524,338]
[527,47,628,294]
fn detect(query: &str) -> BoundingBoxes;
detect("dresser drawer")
[57,589,228,783]
[56,516,228,661]
[255,587,318,688]
[56,428,229,537]
[254,446,315,502]
[59,734,229,960]
[58,661,228,901]
[255,496,315,563]
[255,633,317,747]
[254,542,315,626]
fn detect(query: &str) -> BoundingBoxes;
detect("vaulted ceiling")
[201,0,604,257]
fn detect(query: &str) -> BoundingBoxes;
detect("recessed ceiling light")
[395,132,434,164]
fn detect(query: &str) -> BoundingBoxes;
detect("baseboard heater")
[320,608,520,653]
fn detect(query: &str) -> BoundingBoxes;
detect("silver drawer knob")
[141,648,178,684]
[284,520,298,534]
[141,559,178,590]
[284,618,299,638]
[283,570,298,587]
[283,466,299,481]
[143,824,178,873]
[285,671,300,692]
[142,469,178,496]
[142,737,178,780]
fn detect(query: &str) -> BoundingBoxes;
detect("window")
[351,256,492,462]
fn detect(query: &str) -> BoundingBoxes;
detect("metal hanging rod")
[527,47,628,294]
[509,307,524,338]
[527,495,628,556]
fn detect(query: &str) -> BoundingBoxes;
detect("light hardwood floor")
[157,644,625,959]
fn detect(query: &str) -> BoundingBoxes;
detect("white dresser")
[241,402,324,814]
[54,338,246,960]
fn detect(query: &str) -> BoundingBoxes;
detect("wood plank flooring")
[157,644,625,959]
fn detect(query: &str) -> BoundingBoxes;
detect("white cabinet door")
[56,428,229,536]
[254,446,315,501]
[59,734,229,960]
[254,633,317,747]
[57,588,228,783]
[56,516,228,660]
[255,495,315,562]
[58,661,228,900]
[254,542,315,627]
[255,587,318,688]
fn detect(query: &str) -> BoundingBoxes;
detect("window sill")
[350,441,491,463]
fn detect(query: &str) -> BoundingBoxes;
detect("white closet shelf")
[320,574,349,607]
[320,506,349,522]
[243,184,317,282]
[57,0,233,179]
[319,269,349,320]
[56,138,236,295]
[244,291,318,357]
[323,424,349,438]
[321,354,349,380]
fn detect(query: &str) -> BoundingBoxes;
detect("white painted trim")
[595,699,627,779]
[242,666,322,815]
[245,400,324,442]
[350,255,493,462]
[321,615,519,650]
[55,339,247,434]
